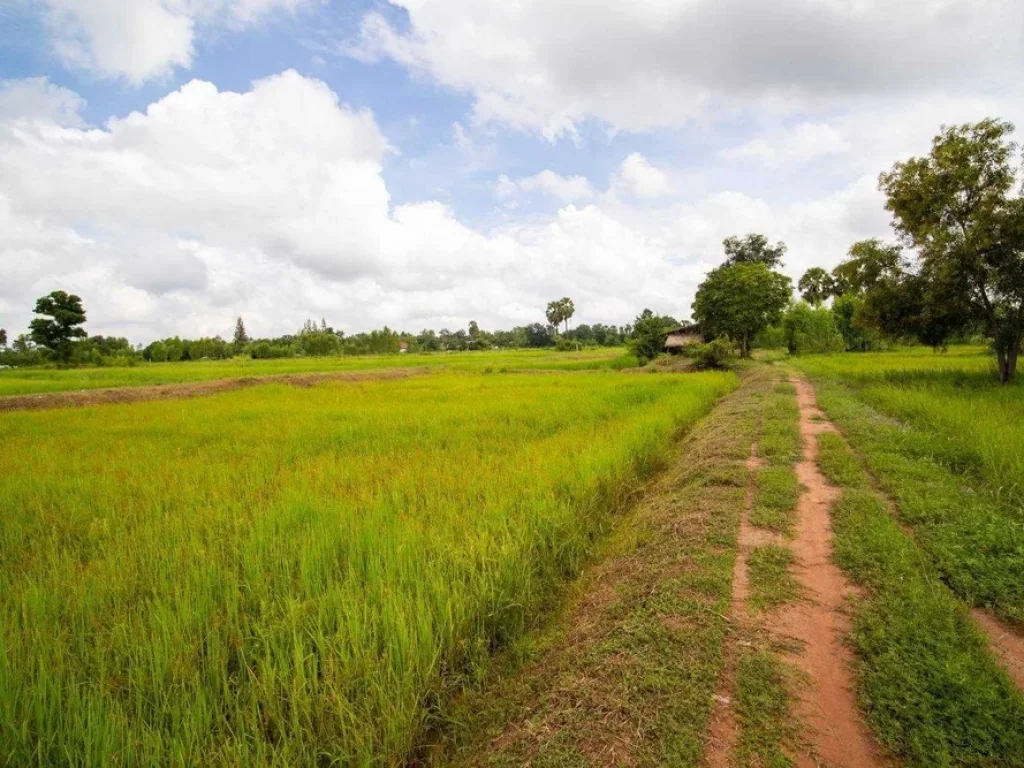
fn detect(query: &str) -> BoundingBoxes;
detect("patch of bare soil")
[769,378,884,768]
[0,367,429,412]
[972,608,1024,691]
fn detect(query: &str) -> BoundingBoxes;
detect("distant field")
[0,348,634,396]
[0,370,734,765]
[791,346,1024,623]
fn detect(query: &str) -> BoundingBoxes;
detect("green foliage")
[690,337,732,369]
[628,309,675,364]
[28,290,87,363]
[754,324,787,350]
[545,297,575,334]
[722,233,787,268]
[830,294,881,351]
[232,316,249,350]
[693,263,792,357]
[797,266,835,305]
[0,370,735,765]
[781,302,845,355]
[879,118,1024,382]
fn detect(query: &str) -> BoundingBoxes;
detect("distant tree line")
[0,295,633,369]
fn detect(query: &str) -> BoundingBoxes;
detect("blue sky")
[1,0,1022,341]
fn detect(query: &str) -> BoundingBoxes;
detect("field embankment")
[446,369,768,766]
[0,370,732,766]
[0,367,429,411]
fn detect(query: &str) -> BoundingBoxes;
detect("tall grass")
[0,348,631,397]
[795,347,1024,509]
[0,371,733,765]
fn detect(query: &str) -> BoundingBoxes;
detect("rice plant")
[0,370,733,765]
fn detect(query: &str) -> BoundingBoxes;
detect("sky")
[1,0,1023,343]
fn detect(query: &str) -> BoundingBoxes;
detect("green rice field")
[0,348,634,397]
[0,370,734,765]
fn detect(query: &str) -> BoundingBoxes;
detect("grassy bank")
[0,370,732,765]
[446,370,769,766]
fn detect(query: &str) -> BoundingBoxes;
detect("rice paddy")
[0,348,634,397]
[0,370,733,766]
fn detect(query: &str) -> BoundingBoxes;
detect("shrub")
[691,338,733,369]
[783,302,845,355]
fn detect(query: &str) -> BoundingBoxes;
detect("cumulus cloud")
[347,0,1024,138]
[495,170,595,202]
[40,0,313,84]
[0,72,698,339]
[2,71,1008,344]
[721,123,850,168]
[614,153,672,199]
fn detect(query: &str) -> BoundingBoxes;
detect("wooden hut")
[664,323,703,353]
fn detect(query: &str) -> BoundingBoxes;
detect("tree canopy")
[627,309,676,364]
[693,262,792,357]
[545,297,575,334]
[28,290,87,363]
[798,267,835,305]
[722,233,787,269]
[879,118,1024,382]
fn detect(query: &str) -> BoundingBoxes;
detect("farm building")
[664,323,703,353]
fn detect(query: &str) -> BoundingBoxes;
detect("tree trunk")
[740,334,750,358]
[996,336,1020,384]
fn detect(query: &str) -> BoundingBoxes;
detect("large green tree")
[722,233,787,269]
[545,297,575,334]
[233,317,250,350]
[693,263,792,357]
[879,118,1024,382]
[798,267,835,305]
[28,290,87,362]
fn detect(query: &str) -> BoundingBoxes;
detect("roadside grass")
[735,649,798,768]
[0,348,631,396]
[444,370,770,767]
[0,371,735,766]
[747,545,799,612]
[817,434,1024,766]
[751,380,802,535]
[796,370,1024,626]
[750,467,801,533]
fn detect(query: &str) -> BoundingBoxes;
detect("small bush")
[691,338,733,370]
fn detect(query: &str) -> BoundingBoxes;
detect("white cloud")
[2,71,1017,344]
[0,73,691,339]
[41,0,313,84]
[496,170,595,202]
[347,0,1024,138]
[721,122,850,168]
[0,77,86,127]
[614,153,671,199]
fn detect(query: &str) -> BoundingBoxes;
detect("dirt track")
[776,378,884,768]
[0,367,430,412]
